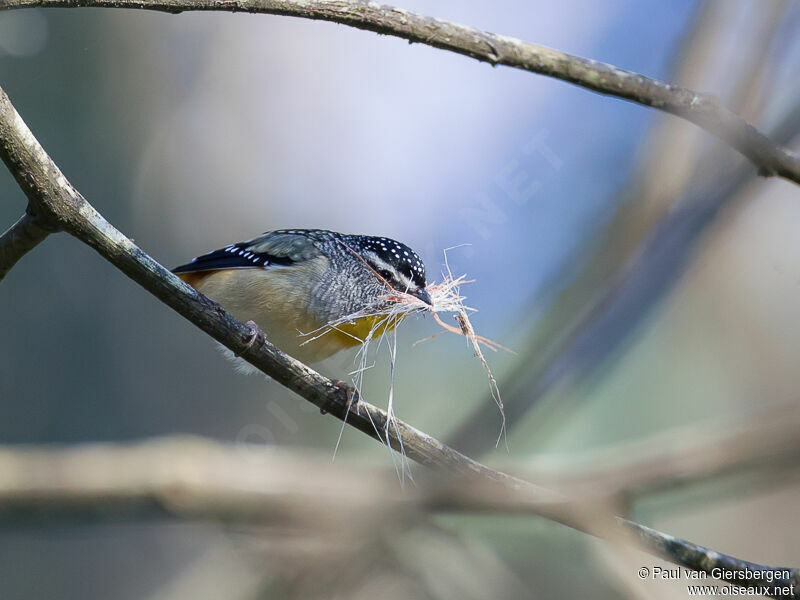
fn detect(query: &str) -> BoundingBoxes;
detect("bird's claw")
[236,320,263,357]
[320,379,358,415]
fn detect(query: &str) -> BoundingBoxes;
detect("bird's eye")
[377,269,393,281]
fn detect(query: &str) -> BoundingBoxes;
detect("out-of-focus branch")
[0,437,398,525]
[0,437,797,598]
[510,406,800,500]
[0,210,54,282]
[0,85,797,596]
[3,0,800,184]
[449,100,800,455]
[727,0,788,121]
[0,437,582,523]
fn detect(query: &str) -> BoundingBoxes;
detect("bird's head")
[342,234,432,307]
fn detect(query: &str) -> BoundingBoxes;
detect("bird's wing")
[172,231,322,274]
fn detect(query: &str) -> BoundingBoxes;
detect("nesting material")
[304,251,509,468]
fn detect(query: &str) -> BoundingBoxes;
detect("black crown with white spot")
[342,234,427,290]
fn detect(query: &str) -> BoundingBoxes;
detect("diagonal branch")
[0,84,549,488]
[2,0,800,185]
[0,209,54,282]
[0,83,797,597]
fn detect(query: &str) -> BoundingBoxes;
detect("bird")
[172,229,432,366]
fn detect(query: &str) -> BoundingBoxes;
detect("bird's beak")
[412,288,433,306]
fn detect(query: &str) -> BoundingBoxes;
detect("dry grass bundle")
[301,248,510,471]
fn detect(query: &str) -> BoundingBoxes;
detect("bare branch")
[0,79,796,597]
[0,210,54,282]
[2,0,800,184]
[622,519,798,598]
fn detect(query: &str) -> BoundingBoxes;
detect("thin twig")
[0,210,54,282]
[1,0,799,184]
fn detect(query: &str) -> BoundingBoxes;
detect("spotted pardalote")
[172,229,431,365]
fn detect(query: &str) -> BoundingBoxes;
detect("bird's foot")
[236,320,264,357]
[320,379,359,415]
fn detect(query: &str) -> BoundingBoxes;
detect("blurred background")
[1,0,799,598]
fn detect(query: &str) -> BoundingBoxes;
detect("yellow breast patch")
[327,314,404,348]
